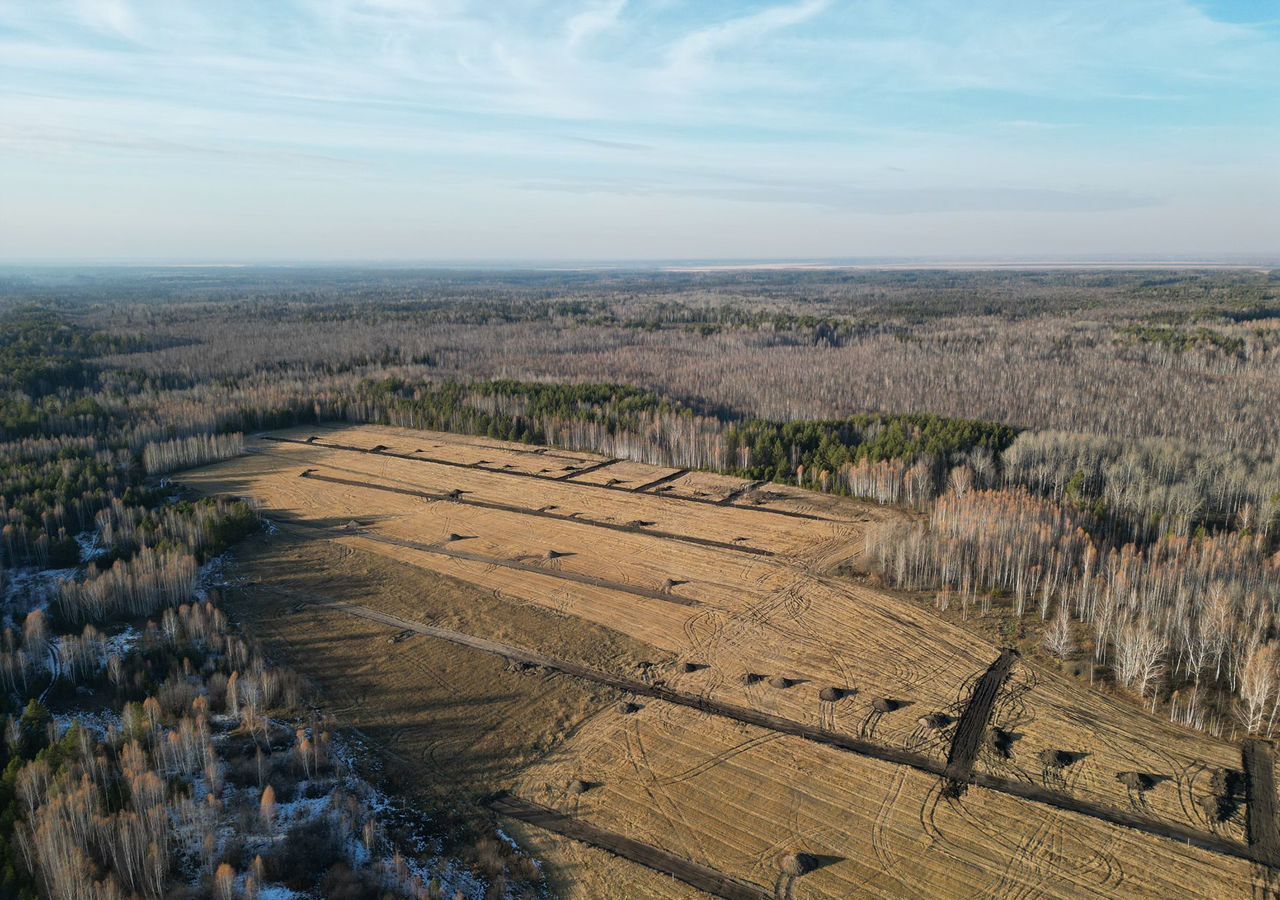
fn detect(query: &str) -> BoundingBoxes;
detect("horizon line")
[1,256,1277,273]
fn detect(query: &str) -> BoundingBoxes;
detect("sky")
[1,0,1278,262]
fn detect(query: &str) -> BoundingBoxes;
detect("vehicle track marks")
[944,649,1020,792]
[298,467,775,556]
[1245,739,1280,866]
[265,434,851,522]
[492,794,773,900]
[354,530,702,608]
[311,600,1276,868]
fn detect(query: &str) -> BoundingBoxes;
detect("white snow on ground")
[105,624,140,657]
[255,887,302,900]
[54,709,122,740]
[4,564,78,615]
[46,623,139,689]
[194,552,233,600]
[406,857,488,900]
[11,545,500,899]
[188,728,489,899]
[75,529,108,562]
[275,793,334,824]
[5,530,109,618]
[327,733,490,898]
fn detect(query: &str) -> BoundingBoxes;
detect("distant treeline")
[343,378,1279,543]
[3,269,1279,780]
[1,297,1273,575]
[351,376,1016,487]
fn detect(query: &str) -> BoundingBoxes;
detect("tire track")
[492,794,773,900]
[945,649,1020,791]
[297,465,776,557]
[266,434,850,523]
[656,733,782,787]
[354,530,702,607]
[626,720,713,865]
[312,601,1273,867]
[872,766,907,871]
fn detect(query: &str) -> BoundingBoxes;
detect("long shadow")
[297,467,776,557]
[320,600,1278,870]
[263,434,851,524]
[492,793,772,900]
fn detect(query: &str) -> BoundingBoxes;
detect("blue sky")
[1,0,1277,261]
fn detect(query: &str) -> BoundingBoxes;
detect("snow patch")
[105,625,140,658]
[4,565,78,616]
[255,887,303,900]
[194,552,234,600]
[75,529,108,562]
[54,709,122,740]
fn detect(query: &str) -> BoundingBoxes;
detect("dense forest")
[0,265,1278,893]
[0,306,532,898]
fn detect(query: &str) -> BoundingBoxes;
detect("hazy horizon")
[3,1,1278,261]
[2,256,1278,269]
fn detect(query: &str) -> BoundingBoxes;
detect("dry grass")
[570,459,679,489]
[515,701,1255,898]
[179,425,1266,898]
[228,533,651,810]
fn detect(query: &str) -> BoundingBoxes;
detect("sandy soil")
[179,425,1269,898]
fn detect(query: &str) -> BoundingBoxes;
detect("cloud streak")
[565,0,626,50]
[0,0,1275,259]
[519,175,1160,214]
[661,0,830,86]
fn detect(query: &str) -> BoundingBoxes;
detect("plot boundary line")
[490,793,772,900]
[944,648,1019,788]
[297,468,775,557]
[310,599,1275,869]
[1243,739,1280,865]
[262,434,851,523]
[352,530,703,608]
[632,468,691,493]
[557,457,621,480]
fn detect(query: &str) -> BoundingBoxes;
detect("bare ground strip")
[631,468,691,493]
[353,531,702,608]
[944,648,1020,788]
[296,468,774,557]
[318,600,1271,869]
[263,435,846,523]
[719,480,769,505]
[557,457,621,480]
[1244,739,1280,865]
[491,794,772,900]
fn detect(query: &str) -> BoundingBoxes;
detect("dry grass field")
[178,424,1276,898]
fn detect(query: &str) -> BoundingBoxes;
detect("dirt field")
[180,425,1273,898]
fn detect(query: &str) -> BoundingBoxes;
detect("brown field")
[180,425,1273,898]
[570,458,680,490]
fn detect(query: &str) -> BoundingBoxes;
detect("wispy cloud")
[661,0,830,87]
[72,0,138,40]
[565,134,651,152]
[519,173,1159,214]
[0,0,1276,259]
[565,0,626,50]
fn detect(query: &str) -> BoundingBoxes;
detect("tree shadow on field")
[806,854,843,872]
[223,527,658,863]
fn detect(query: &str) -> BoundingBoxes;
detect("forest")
[0,265,1278,895]
[0,303,530,898]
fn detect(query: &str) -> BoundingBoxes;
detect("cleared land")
[181,425,1275,898]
